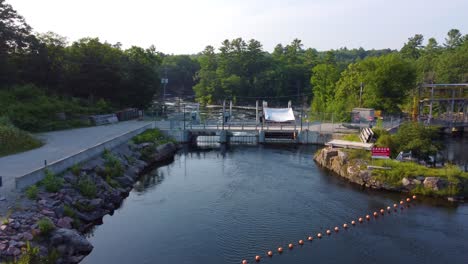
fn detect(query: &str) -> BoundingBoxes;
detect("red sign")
[371,147,390,159]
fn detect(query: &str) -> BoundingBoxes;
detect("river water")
[83,145,468,264]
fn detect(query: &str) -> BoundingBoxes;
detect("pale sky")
[8,0,468,54]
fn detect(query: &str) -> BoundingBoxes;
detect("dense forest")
[1,0,467,132]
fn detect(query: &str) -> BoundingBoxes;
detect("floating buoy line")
[241,195,417,263]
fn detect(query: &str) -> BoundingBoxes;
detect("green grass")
[372,159,468,196]
[76,176,97,198]
[342,134,361,142]
[132,128,174,145]
[42,170,63,193]
[70,163,81,176]
[0,117,43,157]
[37,217,55,235]
[25,185,39,200]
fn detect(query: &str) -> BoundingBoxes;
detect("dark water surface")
[83,145,468,264]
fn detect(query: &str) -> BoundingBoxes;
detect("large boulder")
[50,228,93,263]
[423,177,448,191]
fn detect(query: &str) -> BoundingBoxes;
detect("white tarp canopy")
[263,108,295,122]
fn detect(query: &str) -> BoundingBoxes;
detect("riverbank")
[0,137,178,263]
[314,147,468,201]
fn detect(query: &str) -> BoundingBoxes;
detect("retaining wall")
[15,123,154,190]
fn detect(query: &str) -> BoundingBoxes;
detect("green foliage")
[101,150,124,178]
[333,54,416,119]
[76,176,97,198]
[63,205,76,218]
[74,201,95,212]
[0,116,43,157]
[343,149,371,160]
[372,159,468,196]
[392,122,441,160]
[310,62,340,113]
[105,175,120,188]
[42,170,63,193]
[25,185,39,200]
[37,217,55,235]
[70,163,81,176]
[133,129,174,145]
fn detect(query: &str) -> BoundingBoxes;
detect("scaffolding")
[417,83,468,126]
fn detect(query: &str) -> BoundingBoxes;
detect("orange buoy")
[326,229,331,235]
[366,215,370,220]
[242,260,247,264]
[334,226,339,232]
[373,212,378,217]
[400,200,404,205]
[288,243,294,249]
[406,198,411,202]
[387,206,391,211]
[380,209,385,214]
[393,203,398,208]
[317,233,322,238]
[343,223,348,228]
[299,240,304,245]
[412,195,417,199]
[255,255,261,262]
[358,217,363,223]
[308,236,313,241]
[267,251,273,257]
[351,220,356,225]
[278,247,283,253]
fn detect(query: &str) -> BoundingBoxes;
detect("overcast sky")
[9,0,468,54]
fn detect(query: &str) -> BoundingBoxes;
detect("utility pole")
[359,82,364,107]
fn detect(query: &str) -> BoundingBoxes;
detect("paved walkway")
[0,121,152,195]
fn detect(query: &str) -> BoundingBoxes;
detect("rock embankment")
[314,148,467,199]
[0,141,177,263]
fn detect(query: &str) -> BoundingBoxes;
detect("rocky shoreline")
[0,141,178,263]
[314,147,467,201]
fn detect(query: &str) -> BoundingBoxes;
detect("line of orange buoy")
[241,196,416,263]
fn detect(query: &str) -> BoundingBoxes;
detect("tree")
[435,40,468,82]
[310,60,340,113]
[444,29,463,49]
[161,55,200,97]
[0,0,39,86]
[393,122,441,160]
[333,54,416,118]
[400,34,424,60]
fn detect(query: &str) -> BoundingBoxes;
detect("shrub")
[70,163,81,176]
[37,217,55,235]
[63,205,76,218]
[42,170,63,193]
[76,176,97,198]
[25,185,39,200]
[102,150,124,178]
[133,128,174,145]
[0,119,43,157]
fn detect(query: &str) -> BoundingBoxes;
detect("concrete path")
[0,121,152,195]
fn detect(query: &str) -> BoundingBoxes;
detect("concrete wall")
[297,131,333,144]
[15,123,154,190]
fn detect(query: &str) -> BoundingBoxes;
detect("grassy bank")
[343,149,468,197]
[0,117,43,157]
